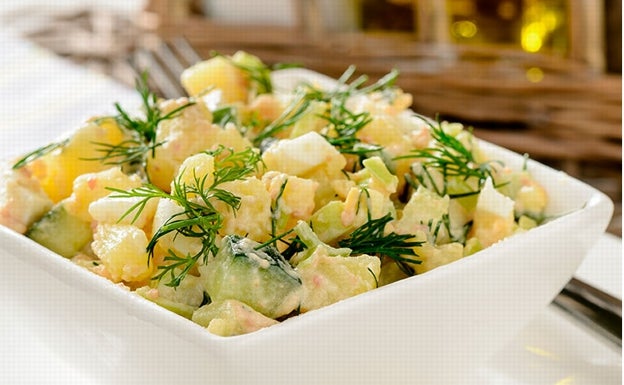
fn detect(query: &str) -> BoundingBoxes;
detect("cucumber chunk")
[26,203,92,258]
[199,235,302,319]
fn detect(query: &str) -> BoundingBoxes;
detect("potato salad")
[2,52,547,336]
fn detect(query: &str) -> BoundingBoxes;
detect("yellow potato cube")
[470,178,515,247]
[413,241,464,274]
[151,198,204,259]
[91,223,154,283]
[146,99,251,192]
[180,56,248,104]
[0,162,53,234]
[64,167,143,222]
[192,299,278,337]
[296,246,380,312]
[262,171,318,231]
[214,177,272,242]
[28,117,129,203]
[174,152,215,193]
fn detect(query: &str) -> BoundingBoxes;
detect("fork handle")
[553,277,622,346]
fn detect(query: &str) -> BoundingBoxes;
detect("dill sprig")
[108,146,262,287]
[315,67,398,158]
[253,88,311,145]
[12,72,193,172]
[12,139,69,169]
[269,179,289,240]
[253,66,399,151]
[338,212,422,276]
[397,115,504,198]
[321,100,380,159]
[88,72,195,171]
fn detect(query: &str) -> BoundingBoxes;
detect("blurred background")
[2,0,621,235]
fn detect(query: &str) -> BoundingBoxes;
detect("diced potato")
[192,299,279,337]
[136,274,205,319]
[377,259,410,286]
[296,246,380,312]
[346,89,413,116]
[248,93,284,123]
[341,187,394,229]
[145,99,214,191]
[513,172,548,218]
[413,241,464,274]
[302,165,350,209]
[214,177,272,242]
[174,152,215,193]
[146,99,251,192]
[469,178,515,247]
[27,117,129,203]
[0,162,53,234]
[394,186,450,242]
[262,171,319,232]
[180,56,248,104]
[356,114,414,159]
[64,167,143,222]
[151,198,204,259]
[91,223,154,283]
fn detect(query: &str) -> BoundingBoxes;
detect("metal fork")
[130,36,622,345]
[129,36,202,99]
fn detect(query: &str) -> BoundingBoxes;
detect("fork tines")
[130,36,203,99]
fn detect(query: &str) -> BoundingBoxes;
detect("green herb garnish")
[108,146,262,287]
[253,88,311,145]
[12,139,69,169]
[88,72,195,172]
[338,212,422,276]
[253,66,399,154]
[397,115,504,198]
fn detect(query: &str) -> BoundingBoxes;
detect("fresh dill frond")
[212,105,238,127]
[321,102,381,159]
[108,146,262,287]
[209,145,264,184]
[253,66,399,153]
[12,138,69,169]
[269,179,289,240]
[307,67,398,159]
[338,212,422,276]
[397,116,504,198]
[91,72,195,170]
[86,139,163,168]
[253,88,311,145]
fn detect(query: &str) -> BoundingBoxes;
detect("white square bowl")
[0,69,614,385]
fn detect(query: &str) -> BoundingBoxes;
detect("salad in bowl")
[0,51,612,384]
